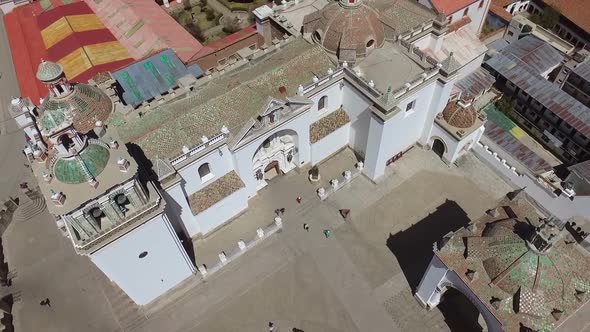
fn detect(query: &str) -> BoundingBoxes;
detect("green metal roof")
[53,144,110,184]
[39,107,67,133]
[36,60,64,82]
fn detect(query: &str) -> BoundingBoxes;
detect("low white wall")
[311,124,350,165]
[90,214,195,305]
[194,187,249,235]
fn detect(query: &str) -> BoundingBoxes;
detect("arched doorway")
[252,129,299,190]
[432,138,446,158]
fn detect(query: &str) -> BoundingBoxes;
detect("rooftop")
[32,130,137,215]
[112,38,336,159]
[355,42,425,93]
[455,68,496,100]
[83,0,203,63]
[572,60,590,83]
[424,26,488,71]
[112,49,204,108]
[543,0,590,34]
[484,36,590,137]
[436,193,590,332]
[428,0,478,15]
[568,159,590,182]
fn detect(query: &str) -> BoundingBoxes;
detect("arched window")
[318,95,328,111]
[313,31,321,42]
[198,163,213,182]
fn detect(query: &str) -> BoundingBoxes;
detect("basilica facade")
[12,0,489,305]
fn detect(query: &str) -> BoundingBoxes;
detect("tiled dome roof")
[468,219,569,303]
[52,143,110,184]
[442,102,477,128]
[304,2,385,60]
[36,60,64,82]
[41,84,113,134]
[39,106,68,135]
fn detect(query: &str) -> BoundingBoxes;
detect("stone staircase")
[11,196,45,223]
[99,279,146,331]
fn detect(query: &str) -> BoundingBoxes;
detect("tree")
[222,16,242,34]
[496,96,516,116]
[186,22,204,41]
[529,5,560,29]
[205,8,215,21]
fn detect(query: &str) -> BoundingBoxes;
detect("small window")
[218,58,227,66]
[406,100,416,112]
[447,16,452,24]
[318,95,328,110]
[313,31,322,42]
[198,163,214,182]
[463,7,469,16]
[507,31,514,37]
[139,251,148,259]
[366,39,375,48]
[249,44,257,50]
[478,0,483,8]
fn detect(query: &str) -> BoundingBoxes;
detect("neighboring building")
[557,56,590,108]
[488,0,530,24]
[484,35,590,164]
[418,0,492,35]
[0,0,30,14]
[416,191,590,332]
[503,15,574,55]
[564,159,590,196]
[527,0,590,50]
[82,0,203,63]
[13,0,491,304]
[3,1,134,104]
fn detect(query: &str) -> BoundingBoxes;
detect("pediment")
[261,97,286,116]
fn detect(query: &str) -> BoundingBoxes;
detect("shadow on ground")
[387,199,484,331]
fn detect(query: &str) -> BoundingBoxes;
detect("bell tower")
[36,60,72,98]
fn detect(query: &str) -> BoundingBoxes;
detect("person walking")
[268,321,275,332]
[303,223,309,232]
[296,196,302,204]
[39,298,51,307]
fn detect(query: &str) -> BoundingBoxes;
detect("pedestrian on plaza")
[39,298,51,307]
[303,223,309,232]
[269,321,275,332]
[296,196,302,204]
[323,229,331,238]
[279,207,285,215]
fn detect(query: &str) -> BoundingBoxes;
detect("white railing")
[170,132,229,166]
[317,162,364,201]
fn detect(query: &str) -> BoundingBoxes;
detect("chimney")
[117,157,130,172]
[50,190,66,206]
[94,121,106,137]
[254,5,274,47]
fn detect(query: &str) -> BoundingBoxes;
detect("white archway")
[252,129,299,190]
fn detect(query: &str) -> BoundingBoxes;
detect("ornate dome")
[40,84,114,134]
[467,219,571,303]
[36,60,64,82]
[442,102,477,128]
[303,1,385,60]
[39,106,68,135]
[52,143,110,184]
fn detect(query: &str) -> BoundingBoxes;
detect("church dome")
[40,84,114,134]
[470,219,568,303]
[39,106,68,135]
[52,143,110,184]
[442,102,477,128]
[303,1,385,60]
[36,60,64,82]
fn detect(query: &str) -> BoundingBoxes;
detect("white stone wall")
[364,82,440,180]
[194,187,249,235]
[179,145,235,196]
[429,123,484,164]
[311,123,351,165]
[89,213,195,305]
[342,82,372,158]
[308,82,344,121]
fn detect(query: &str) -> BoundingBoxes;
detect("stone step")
[12,198,45,222]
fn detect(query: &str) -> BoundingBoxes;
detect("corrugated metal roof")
[568,159,590,181]
[456,68,495,99]
[112,49,203,108]
[500,35,564,75]
[484,121,553,174]
[572,61,590,83]
[485,36,590,137]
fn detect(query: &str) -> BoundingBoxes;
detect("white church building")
[11,0,490,305]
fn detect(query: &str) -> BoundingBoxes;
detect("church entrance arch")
[252,129,299,190]
[431,138,446,159]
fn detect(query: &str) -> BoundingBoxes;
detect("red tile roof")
[190,25,257,60]
[449,16,472,32]
[4,1,133,104]
[543,0,590,33]
[430,0,479,15]
[489,3,513,22]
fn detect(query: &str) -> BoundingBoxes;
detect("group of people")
[268,321,304,332]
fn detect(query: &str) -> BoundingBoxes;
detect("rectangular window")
[479,0,484,8]
[406,100,416,112]
[447,16,452,24]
